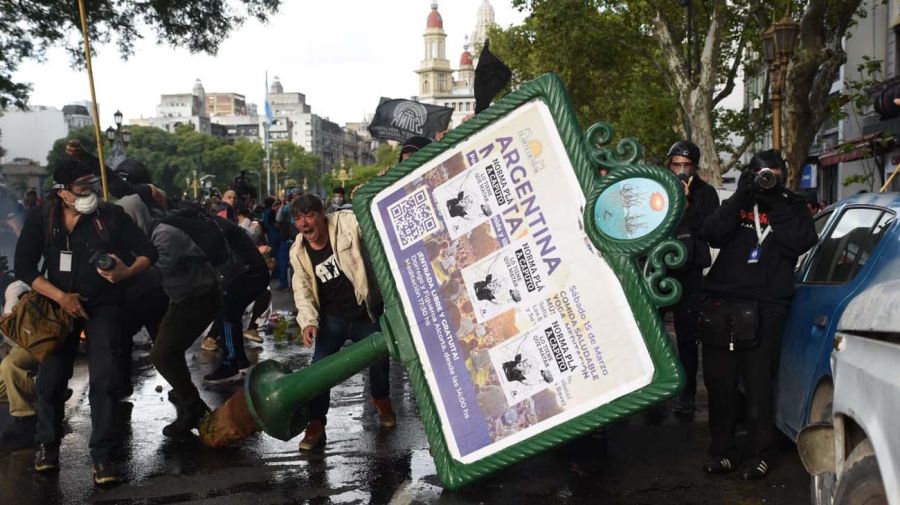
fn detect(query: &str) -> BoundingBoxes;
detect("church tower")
[416,2,453,98]
[471,0,496,51]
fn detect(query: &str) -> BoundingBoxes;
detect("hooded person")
[698,149,817,480]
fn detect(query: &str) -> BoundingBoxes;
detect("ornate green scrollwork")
[584,122,644,169]
[643,239,687,308]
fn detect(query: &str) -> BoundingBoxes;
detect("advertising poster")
[372,100,656,464]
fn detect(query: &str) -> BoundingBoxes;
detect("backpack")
[0,290,72,362]
[159,208,230,266]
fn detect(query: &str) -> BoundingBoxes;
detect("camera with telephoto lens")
[88,251,115,271]
[754,168,779,191]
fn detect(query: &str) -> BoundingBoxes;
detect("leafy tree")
[2,0,281,109]
[322,143,402,197]
[272,140,320,189]
[491,0,680,162]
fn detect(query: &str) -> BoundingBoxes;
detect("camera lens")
[755,169,778,190]
[90,252,115,271]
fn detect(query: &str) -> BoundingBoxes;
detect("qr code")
[388,187,439,249]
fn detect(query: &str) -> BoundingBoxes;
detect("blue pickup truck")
[775,192,900,442]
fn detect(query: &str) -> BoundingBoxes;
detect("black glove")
[733,171,755,204]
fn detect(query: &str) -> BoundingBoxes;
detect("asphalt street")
[0,284,811,504]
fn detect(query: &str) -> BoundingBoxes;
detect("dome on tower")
[192,78,205,96]
[460,36,473,67]
[426,2,443,29]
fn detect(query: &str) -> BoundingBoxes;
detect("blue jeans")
[309,315,388,425]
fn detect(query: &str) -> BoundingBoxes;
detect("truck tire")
[834,442,887,505]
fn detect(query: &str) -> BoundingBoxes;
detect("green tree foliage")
[45,124,303,198]
[321,144,402,197]
[489,0,681,162]
[1,0,281,109]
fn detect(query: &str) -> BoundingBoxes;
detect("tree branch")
[652,11,690,98]
[697,2,723,104]
[713,30,746,107]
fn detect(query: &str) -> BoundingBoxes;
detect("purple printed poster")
[371,101,656,464]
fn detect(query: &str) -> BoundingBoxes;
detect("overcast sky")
[12,1,527,129]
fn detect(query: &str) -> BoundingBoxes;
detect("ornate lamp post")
[764,10,800,152]
[104,109,131,148]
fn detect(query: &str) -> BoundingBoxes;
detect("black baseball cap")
[51,157,100,189]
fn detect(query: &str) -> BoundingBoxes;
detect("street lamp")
[106,110,131,148]
[764,8,800,152]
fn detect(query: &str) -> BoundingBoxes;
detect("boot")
[0,415,37,450]
[162,391,211,438]
[372,398,397,428]
[298,421,326,452]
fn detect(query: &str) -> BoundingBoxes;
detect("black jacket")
[701,190,817,305]
[675,176,719,270]
[15,200,158,308]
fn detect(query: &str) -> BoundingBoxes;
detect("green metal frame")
[354,73,686,489]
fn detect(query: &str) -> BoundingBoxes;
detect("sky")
[12,1,528,130]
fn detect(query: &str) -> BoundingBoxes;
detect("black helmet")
[666,140,700,167]
[114,159,151,185]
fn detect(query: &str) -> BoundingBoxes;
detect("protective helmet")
[666,140,700,167]
[114,158,151,185]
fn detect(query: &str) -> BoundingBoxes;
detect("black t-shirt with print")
[305,240,368,322]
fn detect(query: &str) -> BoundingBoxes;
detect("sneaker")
[740,458,769,480]
[372,398,397,428]
[298,421,326,452]
[702,456,735,475]
[34,443,60,472]
[243,328,263,343]
[201,336,218,352]
[93,462,125,486]
[203,364,241,385]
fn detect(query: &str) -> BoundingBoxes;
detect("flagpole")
[76,0,110,202]
[264,71,272,196]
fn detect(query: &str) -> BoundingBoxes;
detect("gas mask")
[66,191,99,214]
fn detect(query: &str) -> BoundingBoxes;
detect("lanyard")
[753,204,772,245]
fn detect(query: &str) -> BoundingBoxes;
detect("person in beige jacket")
[288,194,393,452]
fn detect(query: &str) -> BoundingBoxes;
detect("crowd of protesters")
[0,132,821,487]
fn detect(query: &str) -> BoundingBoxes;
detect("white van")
[797,277,900,505]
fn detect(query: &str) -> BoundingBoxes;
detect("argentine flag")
[264,72,273,124]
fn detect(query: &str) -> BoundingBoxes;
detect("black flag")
[368,98,453,142]
[474,40,512,114]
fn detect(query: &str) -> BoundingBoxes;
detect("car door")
[776,206,895,440]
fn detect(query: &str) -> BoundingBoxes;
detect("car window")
[805,208,893,285]
[796,211,835,275]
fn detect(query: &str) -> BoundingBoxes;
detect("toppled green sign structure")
[202,73,688,490]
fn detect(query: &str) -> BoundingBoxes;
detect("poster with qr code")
[371,100,655,464]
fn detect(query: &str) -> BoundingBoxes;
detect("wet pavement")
[0,284,810,504]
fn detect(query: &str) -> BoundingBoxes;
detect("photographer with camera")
[698,149,816,480]
[664,141,719,416]
[14,157,158,485]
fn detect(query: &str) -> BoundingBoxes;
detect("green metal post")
[243,332,390,441]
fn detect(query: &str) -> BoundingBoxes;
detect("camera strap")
[752,204,772,245]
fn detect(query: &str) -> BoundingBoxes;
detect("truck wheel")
[834,442,887,505]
